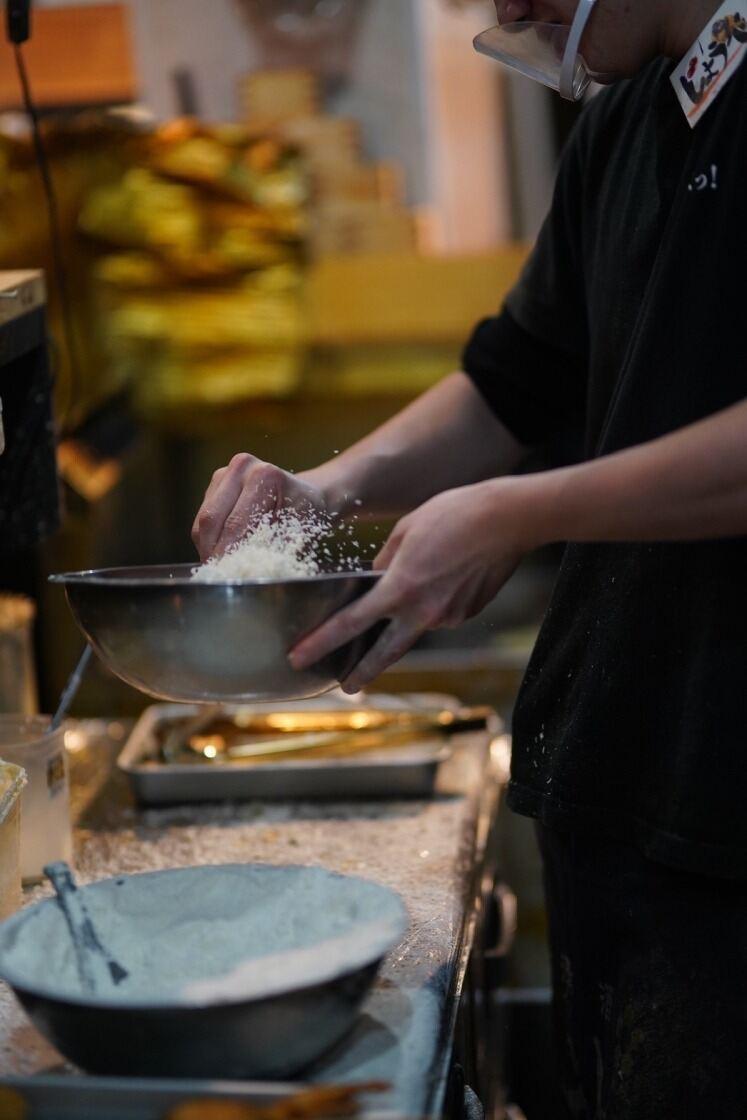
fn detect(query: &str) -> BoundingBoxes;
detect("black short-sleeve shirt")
[463,58,747,878]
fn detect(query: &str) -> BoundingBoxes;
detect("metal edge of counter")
[423,735,511,1118]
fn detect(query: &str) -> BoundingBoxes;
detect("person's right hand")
[191,453,329,561]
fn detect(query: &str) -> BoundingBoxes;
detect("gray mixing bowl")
[50,566,380,703]
[0,864,407,1079]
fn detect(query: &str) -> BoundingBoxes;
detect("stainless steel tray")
[118,696,455,806]
[0,1075,394,1120]
[0,1074,299,1120]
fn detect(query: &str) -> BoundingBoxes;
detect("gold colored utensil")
[173,706,493,765]
[232,709,409,733]
[160,704,224,764]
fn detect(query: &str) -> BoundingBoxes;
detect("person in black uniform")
[194,1,747,1113]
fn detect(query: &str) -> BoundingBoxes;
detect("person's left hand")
[289,478,537,692]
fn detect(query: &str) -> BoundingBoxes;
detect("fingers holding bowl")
[289,572,430,693]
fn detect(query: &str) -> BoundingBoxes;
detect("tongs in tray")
[160,705,493,765]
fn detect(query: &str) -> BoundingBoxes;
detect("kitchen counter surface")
[0,720,509,1118]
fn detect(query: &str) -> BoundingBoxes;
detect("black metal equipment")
[6,0,31,45]
[0,276,61,556]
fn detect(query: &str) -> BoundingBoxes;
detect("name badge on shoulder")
[672,3,747,127]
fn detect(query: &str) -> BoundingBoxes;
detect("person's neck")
[659,0,721,58]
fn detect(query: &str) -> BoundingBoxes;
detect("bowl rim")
[49,566,382,590]
[0,864,406,1012]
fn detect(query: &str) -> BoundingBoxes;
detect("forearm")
[512,398,747,547]
[289,403,747,686]
[301,372,527,519]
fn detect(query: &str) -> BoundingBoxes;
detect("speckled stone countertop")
[0,721,509,1118]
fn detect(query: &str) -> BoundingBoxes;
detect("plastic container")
[0,717,72,884]
[0,595,38,715]
[0,760,26,918]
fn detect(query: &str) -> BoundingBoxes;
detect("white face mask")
[474,0,600,101]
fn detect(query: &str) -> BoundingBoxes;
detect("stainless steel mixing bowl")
[49,566,381,703]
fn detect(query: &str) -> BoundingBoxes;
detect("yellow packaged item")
[0,762,26,920]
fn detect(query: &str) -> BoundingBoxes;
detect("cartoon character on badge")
[679,10,747,106]
[712,13,747,45]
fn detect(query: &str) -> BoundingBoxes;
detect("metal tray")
[0,1074,299,1120]
[118,696,454,805]
[0,1074,394,1120]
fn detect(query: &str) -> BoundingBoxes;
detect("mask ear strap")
[559,0,598,99]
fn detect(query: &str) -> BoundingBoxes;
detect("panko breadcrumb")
[192,509,339,582]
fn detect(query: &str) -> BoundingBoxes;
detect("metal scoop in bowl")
[43,861,129,995]
[49,566,381,704]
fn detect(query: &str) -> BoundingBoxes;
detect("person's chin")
[495,0,532,25]
[586,50,649,85]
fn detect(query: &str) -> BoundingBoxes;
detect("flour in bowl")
[0,865,408,1006]
[192,508,357,582]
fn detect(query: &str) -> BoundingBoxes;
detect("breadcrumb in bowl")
[192,509,341,582]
